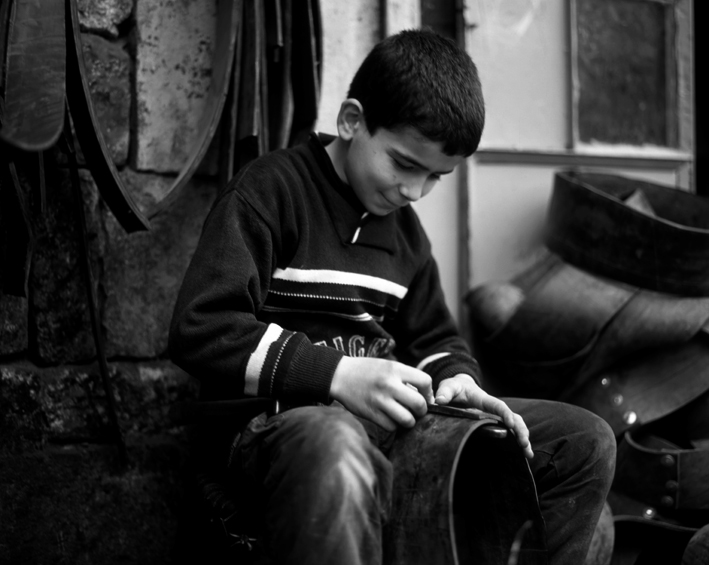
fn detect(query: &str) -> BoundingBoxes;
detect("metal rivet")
[643,507,656,519]
[612,394,623,406]
[623,411,637,425]
[660,495,674,508]
[660,454,675,467]
[665,480,679,492]
[601,377,611,388]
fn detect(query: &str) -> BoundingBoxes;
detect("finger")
[511,413,534,459]
[434,380,460,406]
[382,398,418,429]
[401,368,434,404]
[364,406,398,432]
[478,395,514,422]
[399,383,429,417]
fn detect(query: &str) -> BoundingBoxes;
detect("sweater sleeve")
[390,254,482,391]
[168,169,344,403]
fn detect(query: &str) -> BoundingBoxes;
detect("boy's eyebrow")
[389,149,454,176]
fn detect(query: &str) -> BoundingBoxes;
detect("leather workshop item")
[467,170,709,562]
[611,390,709,519]
[606,403,709,564]
[467,171,709,436]
[384,407,547,565]
[66,0,241,230]
[0,0,66,152]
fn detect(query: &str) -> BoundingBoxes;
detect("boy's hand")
[435,374,534,459]
[330,357,434,431]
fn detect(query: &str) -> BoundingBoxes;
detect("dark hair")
[347,28,485,156]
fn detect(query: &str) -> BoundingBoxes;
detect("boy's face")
[336,102,464,216]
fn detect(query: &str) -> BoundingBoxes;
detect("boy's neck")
[324,136,349,186]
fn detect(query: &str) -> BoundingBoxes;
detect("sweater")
[168,133,481,404]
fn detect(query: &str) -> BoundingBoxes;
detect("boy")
[169,29,615,564]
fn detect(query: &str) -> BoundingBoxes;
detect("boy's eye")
[393,159,416,171]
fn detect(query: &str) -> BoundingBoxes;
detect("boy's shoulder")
[218,141,317,211]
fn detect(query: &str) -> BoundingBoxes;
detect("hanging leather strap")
[65,0,240,232]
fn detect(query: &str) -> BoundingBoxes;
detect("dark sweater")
[169,134,480,404]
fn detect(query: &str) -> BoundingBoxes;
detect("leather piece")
[470,251,709,407]
[235,0,267,170]
[498,252,635,362]
[614,429,709,512]
[66,0,240,231]
[0,0,66,151]
[546,171,709,296]
[564,335,709,436]
[218,0,245,189]
[384,411,547,565]
[65,0,150,233]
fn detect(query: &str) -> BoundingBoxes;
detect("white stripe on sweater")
[272,268,407,299]
[416,352,451,371]
[245,323,284,395]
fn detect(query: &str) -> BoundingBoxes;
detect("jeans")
[231,398,616,565]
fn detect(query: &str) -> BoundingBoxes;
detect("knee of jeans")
[286,407,380,500]
[574,409,617,477]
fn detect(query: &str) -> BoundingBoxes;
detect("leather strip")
[65,0,149,233]
[288,0,321,146]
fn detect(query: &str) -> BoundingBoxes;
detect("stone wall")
[0,1,221,562]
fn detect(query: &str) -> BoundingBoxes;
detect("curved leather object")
[65,0,149,232]
[614,428,709,513]
[66,0,240,232]
[546,170,709,297]
[384,409,547,565]
[0,0,66,151]
[605,423,709,564]
[470,251,709,421]
[469,170,709,434]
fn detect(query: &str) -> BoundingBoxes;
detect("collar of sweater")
[308,133,399,255]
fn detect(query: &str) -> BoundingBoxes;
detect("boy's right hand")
[329,357,434,431]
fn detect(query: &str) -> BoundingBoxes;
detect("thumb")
[434,381,458,405]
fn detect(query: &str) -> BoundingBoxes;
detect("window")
[570,0,691,151]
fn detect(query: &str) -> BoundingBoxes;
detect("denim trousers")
[231,398,616,565]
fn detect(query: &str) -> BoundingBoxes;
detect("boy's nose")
[398,181,425,202]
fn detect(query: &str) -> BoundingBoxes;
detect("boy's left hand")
[434,374,534,459]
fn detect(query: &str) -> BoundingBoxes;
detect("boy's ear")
[336,99,365,141]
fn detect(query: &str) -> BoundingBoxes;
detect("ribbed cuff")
[282,340,344,403]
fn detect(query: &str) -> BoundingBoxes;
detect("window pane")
[576,0,669,146]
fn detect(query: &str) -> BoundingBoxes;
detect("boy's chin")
[367,205,399,217]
